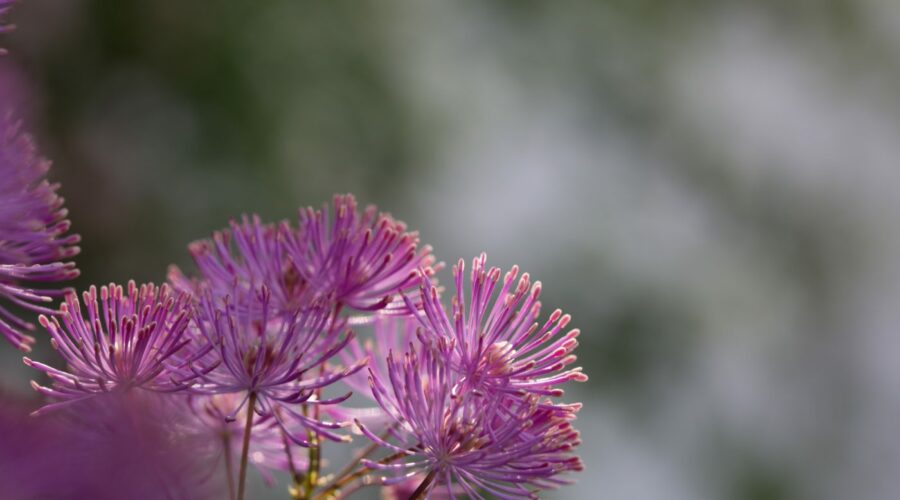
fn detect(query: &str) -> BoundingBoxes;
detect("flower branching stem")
[302,402,321,499]
[318,423,395,496]
[312,451,407,500]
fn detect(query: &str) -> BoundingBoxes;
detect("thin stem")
[304,304,344,497]
[223,433,237,500]
[410,469,437,500]
[300,402,321,500]
[304,429,320,498]
[237,391,258,500]
[319,424,395,494]
[279,419,304,499]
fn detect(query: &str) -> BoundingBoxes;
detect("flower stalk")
[223,433,236,500]
[237,391,257,500]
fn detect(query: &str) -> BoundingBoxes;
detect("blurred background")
[1,0,899,498]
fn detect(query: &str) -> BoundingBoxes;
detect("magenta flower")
[358,343,583,498]
[410,253,587,402]
[168,215,303,316]
[171,196,438,321]
[0,121,80,351]
[280,193,437,314]
[0,391,214,500]
[24,282,194,415]
[187,284,366,444]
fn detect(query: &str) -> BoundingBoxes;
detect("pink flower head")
[169,214,306,317]
[281,193,437,314]
[359,343,583,498]
[187,284,366,445]
[0,121,80,351]
[410,253,587,402]
[24,282,194,415]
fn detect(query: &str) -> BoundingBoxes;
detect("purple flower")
[170,196,438,321]
[0,121,80,351]
[168,215,303,317]
[410,253,587,402]
[0,391,214,500]
[24,281,194,415]
[359,343,583,498]
[280,193,437,314]
[186,284,366,444]
[30,389,302,498]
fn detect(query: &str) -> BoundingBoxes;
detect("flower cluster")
[350,255,586,498]
[25,282,194,414]
[14,193,585,499]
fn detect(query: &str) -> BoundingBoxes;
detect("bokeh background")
[2,1,900,499]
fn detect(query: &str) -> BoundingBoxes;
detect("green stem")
[299,402,321,500]
[223,433,237,500]
[279,421,304,499]
[304,429,320,499]
[237,391,258,500]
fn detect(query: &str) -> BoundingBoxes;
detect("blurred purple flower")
[24,281,195,415]
[0,59,35,120]
[281,193,437,314]
[0,121,80,351]
[359,343,583,498]
[187,284,366,444]
[0,392,211,500]
[181,393,308,487]
[410,253,587,403]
